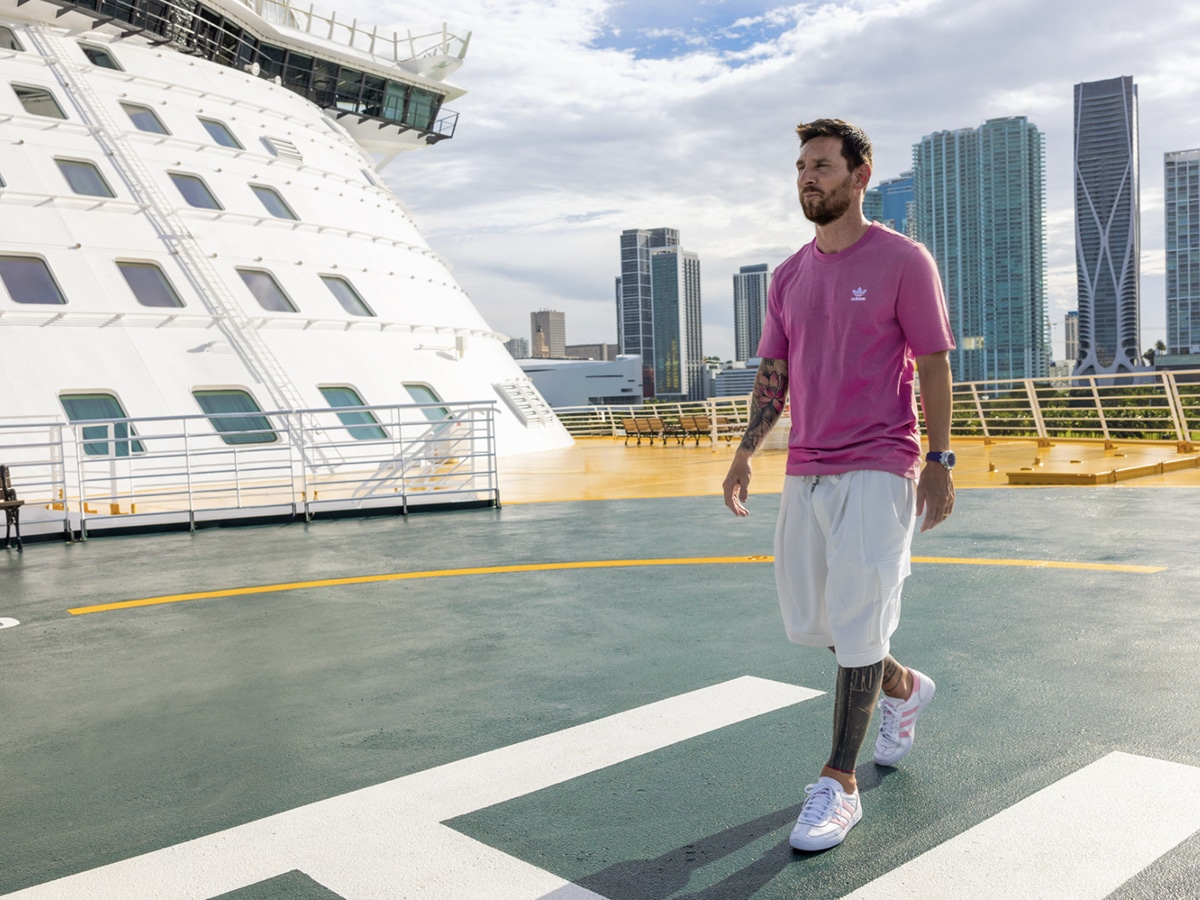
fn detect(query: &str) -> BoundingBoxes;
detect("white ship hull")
[0,0,570,455]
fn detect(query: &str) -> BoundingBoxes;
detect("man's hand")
[916,463,954,532]
[723,450,754,516]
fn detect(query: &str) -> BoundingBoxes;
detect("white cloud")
[336,0,1200,359]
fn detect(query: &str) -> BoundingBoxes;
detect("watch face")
[944,450,956,468]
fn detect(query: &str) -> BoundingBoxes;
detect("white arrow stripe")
[847,751,1200,900]
[3,676,822,900]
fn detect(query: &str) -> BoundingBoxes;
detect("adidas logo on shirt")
[851,287,867,302]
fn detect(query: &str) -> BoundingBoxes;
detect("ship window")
[250,184,297,220]
[193,390,277,445]
[80,45,121,70]
[56,159,116,198]
[117,261,184,308]
[60,393,144,457]
[0,256,66,304]
[404,88,440,131]
[0,27,24,51]
[12,84,66,119]
[169,172,222,209]
[120,102,169,134]
[319,386,386,440]
[320,275,374,317]
[403,383,452,421]
[237,269,297,312]
[200,117,242,149]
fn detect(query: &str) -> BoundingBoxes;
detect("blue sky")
[590,0,795,59]
[338,0,1200,362]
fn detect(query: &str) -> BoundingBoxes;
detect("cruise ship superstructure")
[0,0,571,539]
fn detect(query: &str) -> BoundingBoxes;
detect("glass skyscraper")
[1165,149,1200,355]
[913,117,1048,383]
[616,228,704,399]
[1073,76,1141,375]
[864,172,914,237]
[733,263,770,362]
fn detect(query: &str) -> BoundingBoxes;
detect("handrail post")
[970,383,989,440]
[1163,372,1187,442]
[1090,378,1110,440]
[1024,379,1048,440]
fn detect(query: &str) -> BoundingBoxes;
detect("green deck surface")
[2,489,1198,898]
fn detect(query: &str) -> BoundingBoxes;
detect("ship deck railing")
[0,401,498,542]
[555,369,1200,448]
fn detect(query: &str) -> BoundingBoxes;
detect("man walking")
[722,118,955,851]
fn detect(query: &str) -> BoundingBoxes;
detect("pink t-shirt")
[756,223,954,480]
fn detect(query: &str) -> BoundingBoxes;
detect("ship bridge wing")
[4,0,469,148]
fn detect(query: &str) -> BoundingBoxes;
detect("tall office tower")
[617,228,704,398]
[504,337,530,359]
[1165,149,1200,354]
[733,264,770,362]
[1064,311,1079,363]
[530,309,566,359]
[1074,76,1141,375]
[913,117,1048,382]
[864,172,914,236]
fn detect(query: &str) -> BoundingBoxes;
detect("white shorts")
[773,470,916,667]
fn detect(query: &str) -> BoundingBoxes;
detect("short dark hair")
[795,119,873,170]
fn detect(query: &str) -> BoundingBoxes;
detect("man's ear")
[854,162,872,191]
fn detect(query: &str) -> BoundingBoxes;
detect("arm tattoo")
[738,357,789,454]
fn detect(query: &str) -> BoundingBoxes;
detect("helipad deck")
[2,438,1198,899]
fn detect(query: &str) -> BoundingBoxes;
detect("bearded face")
[800,170,856,226]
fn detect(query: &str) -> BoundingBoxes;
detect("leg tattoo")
[881,655,909,698]
[827,661,884,774]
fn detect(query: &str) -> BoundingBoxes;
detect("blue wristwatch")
[925,450,956,471]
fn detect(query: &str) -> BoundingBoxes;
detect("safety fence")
[0,401,497,543]
[554,370,1200,445]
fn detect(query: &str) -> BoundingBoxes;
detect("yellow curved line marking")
[67,555,1164,616]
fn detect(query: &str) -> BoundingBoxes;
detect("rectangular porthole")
[319,274,374,316]
[60,393,144,457]
[56,158,116,198]
[237,269,297,312]
[319,386,386,440]
[0,256,66,304]
[250,184,297,220]
[193,390,277,444]
[120,101,169,134]
[12,84,66,119]
[169,172,222,209]
[117,261,184,308]
[200,117,242,149]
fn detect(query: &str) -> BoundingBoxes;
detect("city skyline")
[339,0,1200,363]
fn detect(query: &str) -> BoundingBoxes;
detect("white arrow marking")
[0,617,18,629]
[3,676,822,900]
[847,751,1200,899]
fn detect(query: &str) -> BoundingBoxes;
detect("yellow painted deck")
[497,435,1200,504]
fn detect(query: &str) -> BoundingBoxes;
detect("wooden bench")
[714,416,740,442]
[1,464,24,552]
[635,417,666,445]
[621,417,639,445]
[677,415,713,445]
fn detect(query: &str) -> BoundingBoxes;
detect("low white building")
[518,356,643,408]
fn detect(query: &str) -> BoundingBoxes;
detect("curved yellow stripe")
[67,554,1162,616]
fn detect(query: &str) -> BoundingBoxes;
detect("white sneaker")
[789,776,862,851]
[874,668,936,766]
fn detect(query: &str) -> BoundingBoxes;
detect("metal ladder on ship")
[28,24,334,471]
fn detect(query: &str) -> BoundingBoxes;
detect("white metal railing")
[555,369,1200,445]
[246,0,470,66]
[554,397,751,440]
[0,401,497,542]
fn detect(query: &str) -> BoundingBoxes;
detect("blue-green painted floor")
[2,489,1198,898]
